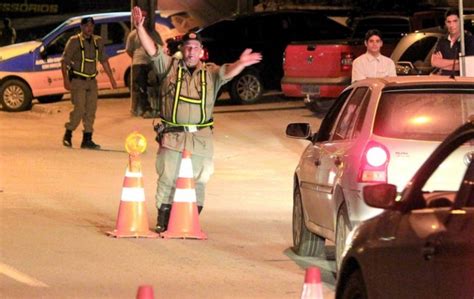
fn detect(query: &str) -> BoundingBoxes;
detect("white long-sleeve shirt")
[351,52,396,83]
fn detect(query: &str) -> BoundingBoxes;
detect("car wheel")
[336,203,351,272]
[229,70,263,104]
[0,79,33,112]
[340,269,367,299]
[37,94,63,103]
[293,185,325,256]
[305,98,334,114]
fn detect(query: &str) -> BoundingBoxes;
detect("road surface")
[0,95,336,298]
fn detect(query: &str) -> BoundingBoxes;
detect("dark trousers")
[131,64,152,114]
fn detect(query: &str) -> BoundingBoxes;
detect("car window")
[287,13,352,40]
[399,36,439,63]
[353,17,410,40]
[200,20,240,44]
[374,89,474,141]
[315,89,352,142]
[102,21,129,46]
[46,26,81,56]
[420,147,472,209]
[332,87,369,141]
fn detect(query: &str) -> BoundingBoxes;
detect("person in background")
[431,8,474,76]
[61,17,117,149]
[132,6,262,233]
[352,29,396,82]
[0,18,16,46]
[126,9,156,118]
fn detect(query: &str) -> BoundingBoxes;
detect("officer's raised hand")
[132,6,158,57]
[132,6,145,29]
[223,48,262,80]
[239,48,262,67]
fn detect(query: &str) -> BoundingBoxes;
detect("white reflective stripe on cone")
[121,187,145,202]
[173,188,197,202]
[125,170,142,178]
[179,159,194,178]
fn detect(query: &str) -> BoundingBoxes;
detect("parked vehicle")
[392,14,474,76]
[0,11,198,112]
[281,11,445,113]
[286,76,474,272]
[336,117,474,299]
[182,10,352,104]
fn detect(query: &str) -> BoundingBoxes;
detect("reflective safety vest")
[72,34,99,78]
[161,64,214,128]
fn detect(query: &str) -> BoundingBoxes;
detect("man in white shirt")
[352,29,396,82]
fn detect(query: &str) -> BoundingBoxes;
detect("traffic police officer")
[61,17,117,149]
[132,6,262,232]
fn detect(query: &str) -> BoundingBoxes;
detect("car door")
[432,160,474,298]
[313,87,370,230]
[95,20,130,88]
[35,25,81,95]
[301,89,351,230]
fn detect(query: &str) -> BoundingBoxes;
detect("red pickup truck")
[281,12,444,112]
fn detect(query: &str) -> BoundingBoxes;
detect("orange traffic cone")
[300,267,323,299]
[161,149,207,239]
[107,154,158,238]
[136,285,155,299]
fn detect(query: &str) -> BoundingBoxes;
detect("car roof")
[210,9,331,22]
[63,10,184,25]
[349,75,474,90]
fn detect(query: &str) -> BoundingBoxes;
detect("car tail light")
[358,142,390,183]
[341,52,353,71]
[201,47,209,61]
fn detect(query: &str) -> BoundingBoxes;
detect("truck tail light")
[358,141,390,183]
[201,47,209,61]
[341,52,353,71]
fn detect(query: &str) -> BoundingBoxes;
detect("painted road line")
[0,262,49,287]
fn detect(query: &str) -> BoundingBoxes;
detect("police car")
[0,11,199,112]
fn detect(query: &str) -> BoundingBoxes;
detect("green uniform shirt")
[150,46,231,156]
[150,46,230,125]
[62,33,108,77]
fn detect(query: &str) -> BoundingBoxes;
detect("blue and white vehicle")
[0,11,198,112]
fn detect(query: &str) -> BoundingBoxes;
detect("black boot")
[63,129,72,147]
[155,204,171,233]
[198,206,203,214]
[81,132,101,150]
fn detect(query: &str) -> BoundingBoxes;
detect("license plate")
[301,84,320,95]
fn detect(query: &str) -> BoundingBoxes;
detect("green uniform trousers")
[65,78,98,132]
[155,146,214,208]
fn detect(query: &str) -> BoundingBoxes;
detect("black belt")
[163,125,210,133]
[71,74,96,81]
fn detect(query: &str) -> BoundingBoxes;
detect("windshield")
[41,19,75,42]
[374,89,474,141]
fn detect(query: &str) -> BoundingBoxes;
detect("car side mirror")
[363,184,398,210]
[39,45,48,60]
[286,123,312,140]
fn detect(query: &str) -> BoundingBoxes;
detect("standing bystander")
[126,9,157,118]
[61,17,117,149]
[0,18,16,46]
[352,29,396,82]
[132,6,262,233]
[431,8,474,76]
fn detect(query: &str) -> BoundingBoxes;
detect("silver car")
[336,117,474,299]
[286,76,474,270]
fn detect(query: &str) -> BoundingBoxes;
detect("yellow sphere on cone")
[125,131,147,155]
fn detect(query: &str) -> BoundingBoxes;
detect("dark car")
[335,117,474,299]
[189,10,352,104]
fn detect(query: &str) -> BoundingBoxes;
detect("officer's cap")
[81,17,95,25]
[181,31,202,45]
